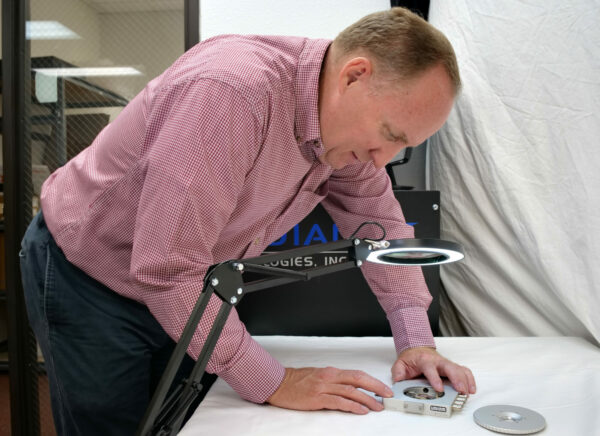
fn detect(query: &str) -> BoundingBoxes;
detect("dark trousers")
[20,213,196,435]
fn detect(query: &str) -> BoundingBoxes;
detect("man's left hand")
[391,347,476,394]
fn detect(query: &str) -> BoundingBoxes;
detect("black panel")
[184,0,200,50]
[237,190,441,336]
[390,0,430,20]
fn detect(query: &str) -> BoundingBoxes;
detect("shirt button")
[253,237,260,245]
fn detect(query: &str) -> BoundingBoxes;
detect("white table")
[180,336,600,435]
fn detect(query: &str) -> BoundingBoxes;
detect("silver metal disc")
[473,405,546,434]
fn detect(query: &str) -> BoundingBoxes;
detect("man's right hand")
[266,367,394,414]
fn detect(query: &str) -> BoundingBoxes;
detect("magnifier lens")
[377,251,449,265]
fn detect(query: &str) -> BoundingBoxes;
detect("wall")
[201,0,390,40]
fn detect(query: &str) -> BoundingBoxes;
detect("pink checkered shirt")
[41,35,434,403]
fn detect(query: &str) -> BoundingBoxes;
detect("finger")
[333,369,393,398]
[320,393,370,415]
[422,365,444,393]
[439,361,469,394]
[328,384,384,411]
[391,362,407,383]
[464,367,477,394]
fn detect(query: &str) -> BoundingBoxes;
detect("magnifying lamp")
[137,233,464,435]
[365,238,464,266]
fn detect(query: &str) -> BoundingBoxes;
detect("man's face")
[319,61,455,170]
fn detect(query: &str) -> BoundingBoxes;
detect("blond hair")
[334,7,461,94]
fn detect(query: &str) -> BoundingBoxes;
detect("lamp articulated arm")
[136,238,373,436]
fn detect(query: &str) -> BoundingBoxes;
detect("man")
[20,7,475,435]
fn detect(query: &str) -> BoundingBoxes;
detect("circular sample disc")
[473,405,546,434]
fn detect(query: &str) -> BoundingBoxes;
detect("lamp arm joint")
[205,262,245,305]
[350,239,371,266]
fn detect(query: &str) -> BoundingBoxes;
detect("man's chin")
[320,154,355,170]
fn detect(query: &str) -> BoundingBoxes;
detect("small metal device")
[473,405,546,434]
[383,379,468,418]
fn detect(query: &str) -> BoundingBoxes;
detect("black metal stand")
[136,238,373,435]
[385,147,412,189]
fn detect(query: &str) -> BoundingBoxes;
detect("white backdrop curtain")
[428,0,600,344]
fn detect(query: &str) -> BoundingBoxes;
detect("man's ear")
[339,57,373,92]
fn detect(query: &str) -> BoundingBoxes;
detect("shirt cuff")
[387,307,436,355]
[216,338,286,404]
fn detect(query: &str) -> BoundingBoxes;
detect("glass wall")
[1,0,188,433]
[28,0,185,204]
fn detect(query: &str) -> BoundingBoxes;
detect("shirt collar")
[294,39,331,160]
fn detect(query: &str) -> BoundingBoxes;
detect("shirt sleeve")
[320,163,435,354]
[130,78,285,403]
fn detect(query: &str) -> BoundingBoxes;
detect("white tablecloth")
[180,336,600,435]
